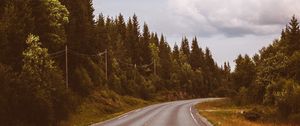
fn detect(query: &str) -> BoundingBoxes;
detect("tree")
[172,43,180,62]
[149,43,159,75]
[140,23,152,66]
[0,0,34,70]
[95,14,109,51]
[232,55,256,90]
[285,15,300,55]
[32,0,69,51]
[274,79,300,117]
[19,34,70,125]
[59,0,97,94]
[180,37,190,63]
[289,51,300,82]
[158,35,172,81]
[190,37,204,70]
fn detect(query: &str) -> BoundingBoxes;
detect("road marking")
[118,114,129,120]
[190,106,200,126]
[135,109,141,112]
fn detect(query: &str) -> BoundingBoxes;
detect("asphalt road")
[92,98,218,126]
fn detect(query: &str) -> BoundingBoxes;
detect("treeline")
[0,0,230,125]
[232,16,300,121]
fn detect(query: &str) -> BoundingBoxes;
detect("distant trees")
[190,37,204,70]
[232,54,256,90]
[232,16,300,119]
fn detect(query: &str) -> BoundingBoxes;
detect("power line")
[68,49,106,57]
[116,59,154,69]
[52,46,156,89]
[49,50,65,56]
[50,53,65,58]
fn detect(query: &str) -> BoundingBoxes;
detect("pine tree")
[285,15,300,55]
[60,0,95,53]
[141,23,152,66]
[0,0,34,70]
[158,35,172,80]
[180,37,190,63]
[233,54,256,90]
[172,43,180,62]
[59,0,96,94]
[95,14,109,51]
[132,14,141,64]
[190,37,204,70]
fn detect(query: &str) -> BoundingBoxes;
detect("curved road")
[92,98,218,126]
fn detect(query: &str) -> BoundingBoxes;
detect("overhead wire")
[49,49,65,56]
[47,48,154,71]
[68,49,106,58]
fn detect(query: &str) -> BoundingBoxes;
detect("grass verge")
[61,90,155,126]
[196,99,297,126]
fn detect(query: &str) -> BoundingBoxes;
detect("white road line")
[190,106,200,126]
[134,109,141,112]
[118,114,129,120]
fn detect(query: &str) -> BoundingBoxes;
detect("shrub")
[274,79,300,117]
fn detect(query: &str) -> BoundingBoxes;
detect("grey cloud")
[168,0,300,37]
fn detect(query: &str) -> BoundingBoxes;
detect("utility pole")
[105,49,108,81]
[134,64,137,80]
[154,59,156,75]
[65,45,68,89]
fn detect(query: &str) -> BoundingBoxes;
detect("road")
[91,98,218,126]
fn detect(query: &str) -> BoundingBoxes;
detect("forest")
[0,0,230,125]
[232,16,300,122]
[0,0,299,125]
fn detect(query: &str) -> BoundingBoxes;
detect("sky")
[92,0,300,68]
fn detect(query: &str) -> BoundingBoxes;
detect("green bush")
[274,79,300,117]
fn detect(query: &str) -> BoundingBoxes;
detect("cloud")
[168,0,300,37]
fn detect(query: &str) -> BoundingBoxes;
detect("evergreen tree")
[232,54,256,90]
[180,37,190,63]
[285,15,300,55]
[95,14,109,51]
[190,37,204,70]
[0,0,34,70]
[172,43,180,62]
[141,23,152,66]
[158,35,172,81]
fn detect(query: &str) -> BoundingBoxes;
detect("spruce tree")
[172,43,180,62]
[285,15,300,55]
[141,23,152,66]
[0,0,34,70]
[158,35,172,80]
[190,37,204,70]
[180,37,190,63]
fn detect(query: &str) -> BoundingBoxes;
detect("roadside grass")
[61,90,154,126]
[196,99,297,126]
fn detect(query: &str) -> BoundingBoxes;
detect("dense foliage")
[232,16,300,122]
[0,0,230,125]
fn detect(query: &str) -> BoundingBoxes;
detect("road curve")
[91,98,218,126]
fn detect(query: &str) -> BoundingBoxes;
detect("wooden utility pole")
[65,45,68,89]
[105,49,108,81]
[154,59,156,75]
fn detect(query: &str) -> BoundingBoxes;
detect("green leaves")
[22,34,55,81]
[44,0,69,28]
